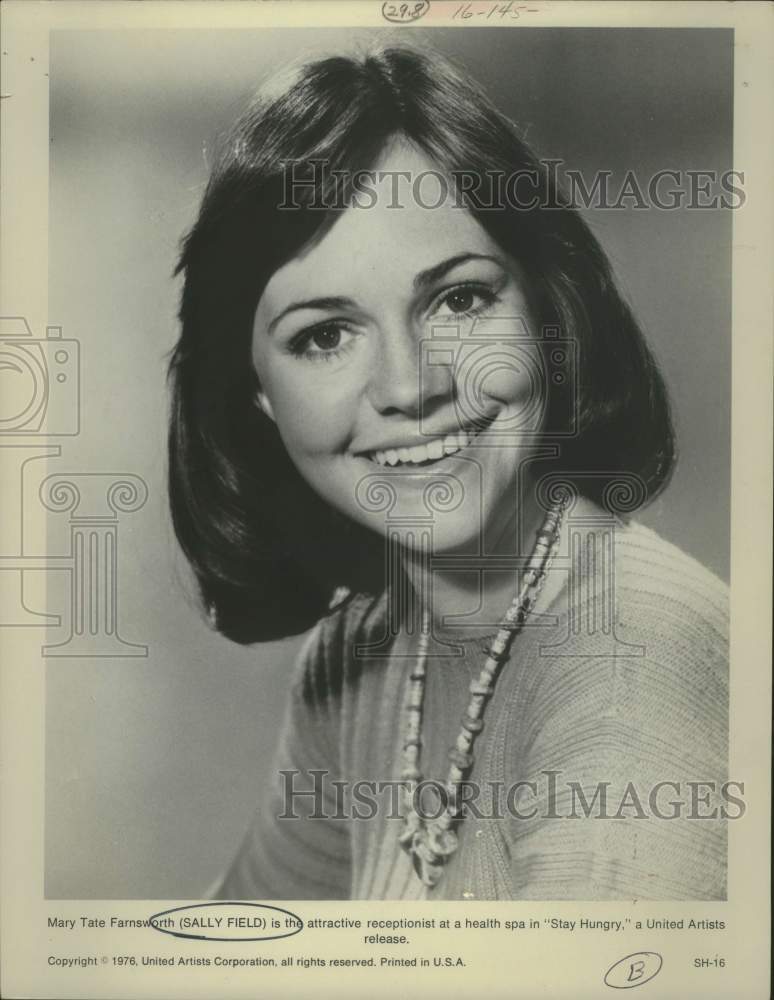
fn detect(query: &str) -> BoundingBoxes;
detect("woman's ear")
[254,389,276,422]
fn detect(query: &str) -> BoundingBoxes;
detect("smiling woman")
[251,142,549,558]
[168,43,728,900]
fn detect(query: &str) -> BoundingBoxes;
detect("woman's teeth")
[371,429,480,467]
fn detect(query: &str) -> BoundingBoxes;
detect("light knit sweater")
[216,517,728,901]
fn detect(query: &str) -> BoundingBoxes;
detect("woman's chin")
[309,442,527,557]
[349,508,499,559]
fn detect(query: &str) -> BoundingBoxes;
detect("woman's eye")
[310,325,342,351]
[444,288,476,314]
[290,322,355,361]
[434,284,497,319]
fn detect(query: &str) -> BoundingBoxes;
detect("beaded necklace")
[398,497,567,888]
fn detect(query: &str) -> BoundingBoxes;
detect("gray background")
[45,27,732,898]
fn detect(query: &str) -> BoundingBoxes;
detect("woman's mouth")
[364,416,496,468]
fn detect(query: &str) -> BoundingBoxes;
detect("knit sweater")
[216,517,728,901]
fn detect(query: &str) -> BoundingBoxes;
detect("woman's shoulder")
[499,521,729,819]
[556,497,728,634]
[513,516,729,744]
[291,589,389,702]
[613,518,728,610]
[609,519,729,658]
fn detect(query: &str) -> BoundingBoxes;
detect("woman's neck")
[396,488,560,640]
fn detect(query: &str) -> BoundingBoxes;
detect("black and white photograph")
[1,2,771,998]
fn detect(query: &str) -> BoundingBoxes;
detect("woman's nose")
[366,321,452,417]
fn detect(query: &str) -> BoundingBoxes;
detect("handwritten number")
[452,1,535,18]
[381,0,429,22]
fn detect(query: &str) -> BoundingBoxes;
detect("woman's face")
[252,141,545,554]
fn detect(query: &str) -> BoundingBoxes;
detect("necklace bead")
[461,713,484,733]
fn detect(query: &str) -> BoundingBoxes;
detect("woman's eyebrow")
[267,296,356,334]
[413,252,506,290]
